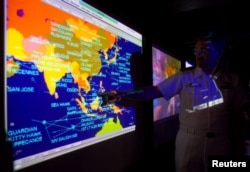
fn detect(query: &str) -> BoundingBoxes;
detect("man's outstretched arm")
[98,86,163,106]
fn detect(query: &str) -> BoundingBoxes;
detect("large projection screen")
[5,0,142,170]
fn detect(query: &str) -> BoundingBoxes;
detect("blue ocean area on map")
[7,37,139,160]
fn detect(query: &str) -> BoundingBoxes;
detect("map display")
[5,0,142,170]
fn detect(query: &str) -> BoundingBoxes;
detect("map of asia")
[6,0,141,160]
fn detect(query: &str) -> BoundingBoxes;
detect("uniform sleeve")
[157,71,184,101]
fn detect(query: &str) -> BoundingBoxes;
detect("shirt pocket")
[181,84,196,112]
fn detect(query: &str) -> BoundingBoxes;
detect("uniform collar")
[194,67,219,80]
[194,67,205,79]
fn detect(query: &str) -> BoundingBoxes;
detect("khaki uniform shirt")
[157,67,248,172]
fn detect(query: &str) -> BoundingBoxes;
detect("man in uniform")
[99,30,248,172]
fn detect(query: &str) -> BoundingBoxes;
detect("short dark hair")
[196,29,226,51]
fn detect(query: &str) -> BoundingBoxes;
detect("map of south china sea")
[6,0,141,160]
